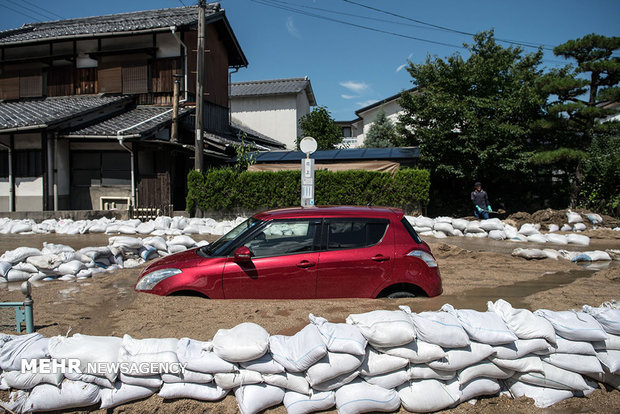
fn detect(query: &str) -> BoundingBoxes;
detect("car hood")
[141,247,204,274]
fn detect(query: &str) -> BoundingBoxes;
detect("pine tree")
[363,109,398,148]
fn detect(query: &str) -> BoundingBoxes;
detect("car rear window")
[326,219,388,250]
[401,217,422,244]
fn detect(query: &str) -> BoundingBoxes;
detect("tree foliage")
[363,109,398,148]
[580,134,620,215]
[297,106,342,150]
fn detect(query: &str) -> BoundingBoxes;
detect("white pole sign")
[300,137,317,207]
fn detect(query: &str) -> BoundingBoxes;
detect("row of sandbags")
[0,216,246,237]
[0,236,208,283]
[1,300,619,413]
[405,215,597,246]
[512,248,620,262]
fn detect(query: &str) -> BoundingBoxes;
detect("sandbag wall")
[1,300,620,413]
[0,236,208,283]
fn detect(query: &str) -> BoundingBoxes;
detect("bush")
[186,168,430,214]
[580,134,620,216]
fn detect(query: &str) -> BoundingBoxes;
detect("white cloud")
[340,80,369,94]
[357,99,378,107]
[341,94,357,100]
[396,53,414,72]
[286,16,300,38]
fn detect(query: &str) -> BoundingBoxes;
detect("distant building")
[230,77,317,150]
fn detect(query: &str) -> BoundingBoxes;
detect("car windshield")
[199,217,261,257]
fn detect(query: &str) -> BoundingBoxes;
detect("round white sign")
[300,136,317,155]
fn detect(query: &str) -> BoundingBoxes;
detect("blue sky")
[0,0,618,120]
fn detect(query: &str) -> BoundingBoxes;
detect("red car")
[136,206,442,299]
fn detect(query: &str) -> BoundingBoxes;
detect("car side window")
[244,220,318,258]
[326,219,388,250]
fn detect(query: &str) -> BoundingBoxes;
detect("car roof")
[253,205,404,220]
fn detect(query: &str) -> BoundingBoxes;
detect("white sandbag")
[465,222,485,234]
[12,262,38,273]
[176,338,237,373]
[119,372,162,388]
[154,216,172,230]
[10,222,32,233]
[419,230,434,237]
[433,230,448,238]
[415,216,434,229]
[548,224,560,233]
[6,269,33,282]
[518,223,540,236]
[58,274,76,281]
[509,234,528,242]
[594,334,620,351]
[542,353,603,374]
[459,377,500,402]
[161,369,214,384]
[514,361,591,390]
[586,213,603,225]
[427,342,495,371]
[283,390,335,414]
[492,338,550,360]
[397,378,461,413]
[48,334,122,382]
[168,235,196,248]
[458,361,514,384]
[434,222,454,234]
[336,380,400,414]
[305,352,364,386]
[512,248,548,260]
[240,353,285,374]
[117,225,138,234]
[527,234,548,243]
[582,305,620,335]
[214,369,263,389]
[410,311,470,348]
[409,364,456,380]
[413,226,432,233]
[142,236,168,252]
[374,340,445,363]
[452,229,464,237]
[262,372,310,394]
[0,247,41,264]
[359,347,409,376]
[269,324,327,372]
[0,261,11,277]
[490,355,544,373]
[560,223,572,231]
[346,309,416,348]
[505,377,574,408]
[118,348,178,376]
[64,372,114,388]
[441,304,517,345]
[23,380,101,412]
[57,260,86,275]
[212,322,269,362]
[543,249,560,260]
[566,210,583,224]
[488,230,507,240]
[452,219,469,231]
[136,222,156,234]
[171,216,188,230]
[158,382,228,401]
[434,216,453,224]
[479,218,504,232]
[309,314,367,356]
[109,236,143,249]
[596,349,620,373]
[488,299,556,343]
[235,383,285,414]
[573,223,587,231]
[122,334,178,354]
[362,369,410,389]
[167,244,187,254]
[182,225,200,234]
[99,381,156,409]
[567,233,590,246]
[572,250,612,262]
[1,369,63,389]
[534,309,608,341]
[0,333,49,371]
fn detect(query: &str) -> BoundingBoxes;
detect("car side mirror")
[234,246,252,262]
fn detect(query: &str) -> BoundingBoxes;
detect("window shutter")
[98,64,122,93]
[0,74,20,100]
[122,62,148,94]
[19,70,43,98]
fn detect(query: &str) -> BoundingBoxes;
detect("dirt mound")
[430,242,472,259]
[508,208,620,230]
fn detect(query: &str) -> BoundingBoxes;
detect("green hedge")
[186,168,430,213]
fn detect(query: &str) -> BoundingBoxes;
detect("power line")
[19,0,64,19]
[250,0,467,50]
[0,3,42,22]
[178,0,187,6]
[4,0,59,21]
[341,0,556,52]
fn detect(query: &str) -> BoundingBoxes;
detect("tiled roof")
[66,106,194,138]
[230,122,286,149]
[231,77,317,105]
[0,95,130,130]
[0,6,219,45]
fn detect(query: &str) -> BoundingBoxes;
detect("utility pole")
[171,75,181,143]
[194,0,206,171]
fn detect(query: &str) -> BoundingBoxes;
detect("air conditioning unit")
[100,196,131,210]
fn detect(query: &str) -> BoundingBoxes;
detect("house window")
[122,62,149,94]
[342,127,352,138]
[0,151,8,177]
[14,150,43,177]
[71,151,130,187]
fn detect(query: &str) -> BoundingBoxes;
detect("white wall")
[348,99,404,148]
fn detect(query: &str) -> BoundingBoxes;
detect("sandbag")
[168,235,196,248]
[441,304,517,345]
[566,210,583,224]
[119,372,163,388]
[269,324,327,372]
[465,222,485,234]
[6,269,33,282]
[374,340,445,363]
[118,348,178,376]
[427,342,495,371]
[488,299,556,343]
[305,351,364,386]
[136,222,156,234]
[235,383,285,414]
[1,369,63,389]
[283,390,335,414]
[548,224,560,233]
[409,364,456,380]
[567,234,590,246]
[42,242,74,255]
[410,311,470,348]
[64,372,114,389]
[161,369,214,384]
[0,261,11,277]
[167,244,187,254]
[573,223,587,231]
[490,354,544,373]
[542,353,603,374]
[415,216,434,229]
[518,223,540,236]
[0,247,42,264]
[212,322,269,362]
[12,262,38,273]
[312,370,360,392]
[214,369,263,389]
[142,236,168,252]
[361,368,410,389]
[23,380,101,412]
[505,377,575,408]
[479,218,504,232]
[109,236,143,249]
[397,378,461,413]
[57,260,86,275]
[452,219,469,231]
[346,308,416,348]
[309,314,367,356]
[432,230,448,238]
[596,349,620,373]
[335,380,400,414]
[262,372,310,394]
[240,353,285,374]
[513,361,591,390]
[434,222,454,234]
[176,338,237,373]
[488,230,507,240]
[459,377,500,402]
[527,234,548,244]
[593,334,620,351]
[512,248,548,260]
[534,310,608,341]
[458,361,514,384]
[99,382,156,409]
[582,305,620,334]
[359,347,409,376]
[158,382,228,401]
[492,338,550,360]
[0,333,49,371]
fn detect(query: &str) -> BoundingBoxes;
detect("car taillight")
[407,250,438,268]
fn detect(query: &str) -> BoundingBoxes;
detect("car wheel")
[386,291,416,299]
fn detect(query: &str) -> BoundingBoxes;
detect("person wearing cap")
[471,182,492,220]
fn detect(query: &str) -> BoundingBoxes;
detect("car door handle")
[371,255,390,262]
[296,260,316,268]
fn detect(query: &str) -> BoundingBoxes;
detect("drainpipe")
[228,67,239,126]
[0,137,14,211]
[170,27,189,103]
[53,135,58,211]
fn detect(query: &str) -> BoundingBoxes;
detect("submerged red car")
[136,206,442,299]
